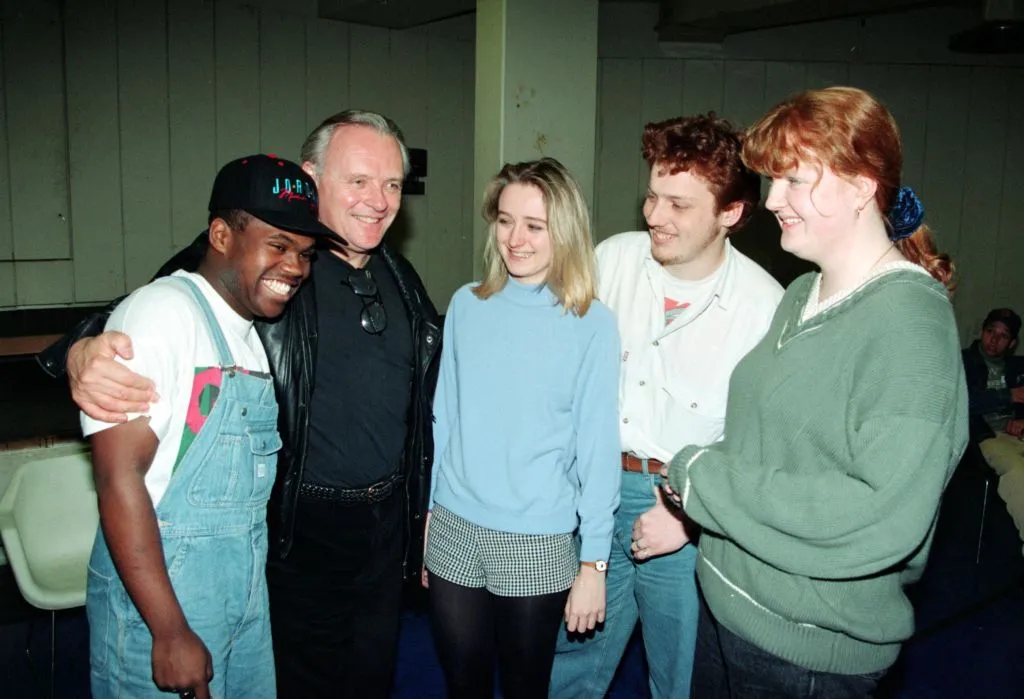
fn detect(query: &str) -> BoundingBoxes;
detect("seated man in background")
[963,308,1024,544]
[85,154,340,699]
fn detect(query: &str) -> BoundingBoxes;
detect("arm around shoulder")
[36,303,121,379]
[76,281,200,429]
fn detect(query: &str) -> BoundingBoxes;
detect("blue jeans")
[692,591,885,698]
[550,466,699,699]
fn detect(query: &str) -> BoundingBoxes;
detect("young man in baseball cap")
[83,155,342,699]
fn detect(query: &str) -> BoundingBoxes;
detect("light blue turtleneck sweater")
[429,279,622,562]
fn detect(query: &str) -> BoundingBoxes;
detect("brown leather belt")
[621,453,664,473]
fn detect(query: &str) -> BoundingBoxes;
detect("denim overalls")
[87,277,281,698]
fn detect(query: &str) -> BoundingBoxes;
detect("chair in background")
[977,467,998,565]
[0,450,97,698]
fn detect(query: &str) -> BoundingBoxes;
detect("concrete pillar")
[473,0,599,275]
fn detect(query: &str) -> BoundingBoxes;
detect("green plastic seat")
[0,451,98,611]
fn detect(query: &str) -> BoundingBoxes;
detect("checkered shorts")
[424,504,577,597]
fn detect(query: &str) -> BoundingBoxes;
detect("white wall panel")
[0,0,475,312]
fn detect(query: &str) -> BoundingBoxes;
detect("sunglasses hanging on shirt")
[343,269,388,335]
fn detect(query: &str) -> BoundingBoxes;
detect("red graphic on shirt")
[664,297,690,325]
[173,366,252,470]
[184,367,223,435]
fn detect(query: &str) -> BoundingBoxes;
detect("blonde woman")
[423,157,621,698]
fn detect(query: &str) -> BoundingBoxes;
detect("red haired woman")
[662,87,969,697]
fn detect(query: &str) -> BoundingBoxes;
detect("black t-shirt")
[303,250,413,488]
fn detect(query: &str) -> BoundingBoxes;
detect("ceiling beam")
[317,0,476,29]
[656,0,974,41]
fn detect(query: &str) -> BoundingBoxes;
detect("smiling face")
[763,161,862,263]
[494,183,553,285]
[307,124,404,266]
[213,216,315,320]
[641,165,742,280]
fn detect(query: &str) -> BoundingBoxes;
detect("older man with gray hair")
[40,110,442,698]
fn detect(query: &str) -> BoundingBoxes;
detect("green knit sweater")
[667,267,968,675]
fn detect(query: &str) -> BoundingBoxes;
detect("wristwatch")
[580,560,608,572]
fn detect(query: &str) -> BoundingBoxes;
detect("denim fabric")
[550,466,699,699]
[692,592,884,699]
[88,277,280,699]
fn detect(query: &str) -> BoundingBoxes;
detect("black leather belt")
[299,472,403,505]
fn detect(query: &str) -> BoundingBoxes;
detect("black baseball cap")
[984,308,1022,339]
[208,154,345,244]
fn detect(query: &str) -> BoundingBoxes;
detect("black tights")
[428,573,569,699]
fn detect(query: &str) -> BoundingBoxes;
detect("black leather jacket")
[38,233,442,578]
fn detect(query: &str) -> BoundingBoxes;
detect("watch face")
[595,560,608,572]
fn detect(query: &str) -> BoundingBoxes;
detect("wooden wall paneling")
[882,65,930,189]
[305,18,350,134]
[594,59,643,241]
[721,61,766,129]
[425,35,471,310]
[719,59,771,271]
[388,31,429,274]
[0,262,13,306]
[680,59,724,120]
[919,66,970,263]
[763,62,805,111]
[635,59,684,205]
[726,63,803,287]
[955,68,1009,338]
[214,3,260,164]
[348,24,391,116]
[65,0,124,303]
[0,21,10,263]
[461,38,475,291]
[14,260,73,306]
[168,0,216,250]
[847,63,889,103]
[259,11,308,158]
[388,31,428,144]
[848,64,929,188]
[759,62,807,199]
[640,60,685,123]
[992,70,1024,313]
[4,1,71,261]
[118,0,173,292]
[803,62,850,91]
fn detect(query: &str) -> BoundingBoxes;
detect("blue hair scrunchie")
[888,186,924,241]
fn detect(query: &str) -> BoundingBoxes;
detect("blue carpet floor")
[4,458,1023,698]
[2,585,1022,699]
[3,573,1022,698]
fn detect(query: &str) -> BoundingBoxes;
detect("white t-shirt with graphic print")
[81,270,270,507]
